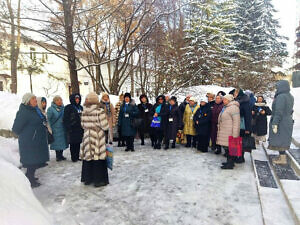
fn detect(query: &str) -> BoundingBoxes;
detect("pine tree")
[230,0,288,92]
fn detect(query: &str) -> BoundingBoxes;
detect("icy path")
[33,142,263,225]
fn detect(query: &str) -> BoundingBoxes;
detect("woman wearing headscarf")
[100,92,115,144]
[137,94,153,146]
[47,96,68,161]
[233,88,252,163]
[115,94,125,147]
[63,93,84,162]
[80,92,110,187]
[12,93,49,188]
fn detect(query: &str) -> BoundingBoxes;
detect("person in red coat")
[210,94,224,154]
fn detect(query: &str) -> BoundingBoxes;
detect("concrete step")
[262,143,300,225]
[251,146,295,225]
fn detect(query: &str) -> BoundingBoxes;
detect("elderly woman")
[47,96,68,161]
[210,94,224,154]
[115,94,125,147]
[268,80,294,165]
[12,93,49,188]
[81,92,109,187]
[99,92,115,144]
[183,97,200,148]
[217,95,240,169]
[118,93,139,151]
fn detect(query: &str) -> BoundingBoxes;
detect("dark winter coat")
[179,100,189,114]
[12,104,49,167]
[193,104,212,136]
[138,102,153,134]
[118,100,139,137]
[165,104,182,140]
[252,103,272,136]
[47,103,68,150]
[150,95,169,131]
[210,102,224,145]
[235,90,252,132]
[63,94,84,144]
[268,80,294,150]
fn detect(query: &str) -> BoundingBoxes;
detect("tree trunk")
[62,0,79,94]
[29,73,33,93]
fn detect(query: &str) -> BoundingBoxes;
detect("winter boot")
[215,146,221,155]
[272,154,287,165]
[157,141,162,150]
[118,140,121,147]
[164,141,169,150]
[141,137,145,146]
[221,156,234,169]
[235,156,245,164]
[171,141,176,149]
[26,169,41,188]
[56,151,63,162]
[94,182,107,188]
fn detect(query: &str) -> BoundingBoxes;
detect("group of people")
[12,80,294,188]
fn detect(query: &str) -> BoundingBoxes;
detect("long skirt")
[81,160,109,185]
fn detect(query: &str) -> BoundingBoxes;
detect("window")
[42,53,48,63]
[0,81,3,91]
[30,47,36,60]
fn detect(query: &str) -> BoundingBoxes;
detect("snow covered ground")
[0,137,52,225]
[30,141,263,225]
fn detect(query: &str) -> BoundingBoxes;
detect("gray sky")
[272,0,298,72]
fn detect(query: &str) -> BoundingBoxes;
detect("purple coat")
[210,102,224,146]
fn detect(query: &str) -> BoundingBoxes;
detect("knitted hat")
[86,92,99,104]
[223,94,234,102]
[189,97,196,102]
[124,92,131,100]
[200,97,208,103]
[22,93,35,105]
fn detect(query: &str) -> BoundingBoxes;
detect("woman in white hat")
[12,93,49,188]
[183,97,200,148]
[217,95,240,169]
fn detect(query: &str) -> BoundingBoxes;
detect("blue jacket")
[12,104,49,166]
[47,102,68,150]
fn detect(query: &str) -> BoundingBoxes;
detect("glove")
[272,125,278,134]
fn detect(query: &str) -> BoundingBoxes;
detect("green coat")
[12,104,49,167]
[118,101,139,137]
[47,103,68,151]
[268,80,294,150]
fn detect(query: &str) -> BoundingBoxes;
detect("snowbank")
[0,91,21,130]
[291,87,300,140]
[0,137,52,225]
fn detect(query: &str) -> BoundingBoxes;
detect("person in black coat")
[194,98,212,152]
[12,93,49,188]
[137,94,153,146]
[179,95,191,115]
[164,96,182,150]
[252,96,272,143]
[233,88,252,163]
[150,95,169,149]
[63,93,84,162]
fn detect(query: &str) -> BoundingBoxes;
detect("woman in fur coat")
[80,92,110,187]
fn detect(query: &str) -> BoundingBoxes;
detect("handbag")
[106,143,113,170]
[228,136,243,157]
[242,135,256,152]
[47,130,54,144]
[150,117,161,128]
[131,118,143,128]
